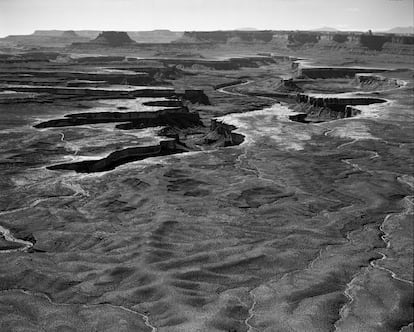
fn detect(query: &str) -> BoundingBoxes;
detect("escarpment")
[206,120,245,147]
[177,30,413,54]
[1,31,413,332]
[182,30,274,43]
[291,93,386,121]
[114,109,204,130]
[156,56,278,70]
[360,34,390,51]
[35,86,245,173]
[45,113,245,173]
[46,117,246,173]
[288,32,320,46]
[34,106,201,128]
[90,31,136,47]
[296,67,388,79]
[355,73,404,89]
[48,140,185,173]
[0,85,210,104]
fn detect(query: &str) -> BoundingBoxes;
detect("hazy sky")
[0,0,413,36]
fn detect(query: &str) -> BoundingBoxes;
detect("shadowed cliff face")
[291,94,387,121]
[288,32,319,45]
[34,100,245,173]
[183,30,274,43]
[40,115,245,173]
[47,141,186,173]
[332,34,348,43]
[92,31,136,46]
[34,108,203,129]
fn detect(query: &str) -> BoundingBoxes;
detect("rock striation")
[293,93,386,121]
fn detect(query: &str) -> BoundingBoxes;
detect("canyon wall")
[294,93,386,120]
[178,30,414,54]
[296,67,387,79]
[210,119,245,146]
[90,31,136,47]
[183,31,274,43]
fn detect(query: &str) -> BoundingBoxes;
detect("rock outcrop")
[34,107,203,129]
[360,34,391,51]
[48,140,184,173]
[206,120,245,147]
[355,73,403,90]
[174,30,414,54]
[288,32,320,45]
[332,34,348,43]
[181,31,274,43]
[1,85,210,104]
[297,67,387,79]
[115,109,203,130]
[292,93,386,121]
[61,30,79,38]
[2,31,89,47]
[90,31,136,47]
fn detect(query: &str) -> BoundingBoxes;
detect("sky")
[0,0,413,37]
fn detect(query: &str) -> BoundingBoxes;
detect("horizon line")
[2,26,413,38]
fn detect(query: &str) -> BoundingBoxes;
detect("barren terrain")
[0,35,413,332]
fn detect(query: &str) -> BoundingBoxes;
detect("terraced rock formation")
[292,94,387,121]
[48,140,185,173]
[0,49,412,332]
[90,31,137,47]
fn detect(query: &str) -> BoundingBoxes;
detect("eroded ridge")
[290,94,387,122]
[0,42,413,332]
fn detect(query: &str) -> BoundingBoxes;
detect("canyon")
[0,28,413,332]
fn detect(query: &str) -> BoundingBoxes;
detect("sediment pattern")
[1,100,413,330]
[0,52,412,331]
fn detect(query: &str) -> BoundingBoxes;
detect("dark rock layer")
[34,108,202,129]
[91,31,136,47]
[48,140,184,173]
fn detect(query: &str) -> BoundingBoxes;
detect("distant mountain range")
[236,27,259,31]
[307,26,414,34]
[383,26,413,34]
[312,27,340,32]
[237,27,341,32]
